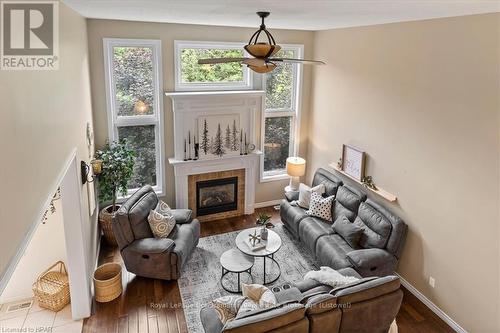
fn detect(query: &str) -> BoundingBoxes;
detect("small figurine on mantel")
[337,157,342,170]
[240,130,244,155]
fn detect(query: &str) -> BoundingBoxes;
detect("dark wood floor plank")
[83,206,454,333]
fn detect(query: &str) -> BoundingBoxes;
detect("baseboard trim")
[396,273,467,333]
[254,199,282,209]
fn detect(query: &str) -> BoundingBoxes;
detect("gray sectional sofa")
[200,268,403,333]
[281,168,407,277]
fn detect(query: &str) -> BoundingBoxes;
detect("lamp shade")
[286,157,306,177]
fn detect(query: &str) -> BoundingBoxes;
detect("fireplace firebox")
[196,177,238,216]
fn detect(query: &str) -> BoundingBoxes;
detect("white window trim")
[260,44,304,182]
[103,38,165,197]
[174,40,253,91]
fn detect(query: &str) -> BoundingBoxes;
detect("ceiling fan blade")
[270,58,326,65]
[242,58,267,67]
[197,57,248,65]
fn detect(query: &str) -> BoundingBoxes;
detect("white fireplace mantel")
[168,151,262,213]
[165,90,264,214]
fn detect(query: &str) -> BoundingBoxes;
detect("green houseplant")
[256,213,273,240]
[95,140,135,245]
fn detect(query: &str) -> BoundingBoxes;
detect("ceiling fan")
[197,11,325,73]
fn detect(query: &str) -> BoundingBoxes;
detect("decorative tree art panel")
[197,114,241,159]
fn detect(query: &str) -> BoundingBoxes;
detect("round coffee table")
[235,227,282,285]
[220,248,254,293]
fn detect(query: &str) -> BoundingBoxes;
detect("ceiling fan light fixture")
[244,43,281,58]
[248,63,276,74]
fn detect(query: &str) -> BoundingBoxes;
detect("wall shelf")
[329,164,397,203]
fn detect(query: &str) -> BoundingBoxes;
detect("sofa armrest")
[200,306,224,333]
[171,209,193,224]
[284,191,299,202]
[126,237,175,254]
[346,248,397,277]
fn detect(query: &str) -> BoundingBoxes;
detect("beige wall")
[86,19,314,206]
[0,4,97,285]
[308,13,500,332]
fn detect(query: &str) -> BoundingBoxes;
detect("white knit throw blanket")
[304,266,359,288]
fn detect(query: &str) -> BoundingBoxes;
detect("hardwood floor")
[83,206,454,333]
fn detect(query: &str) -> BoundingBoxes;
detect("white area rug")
[178,223,318,333]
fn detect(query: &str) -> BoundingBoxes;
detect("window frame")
[174,40,253,91]
[260,44,304,182]
[103,38,165,197]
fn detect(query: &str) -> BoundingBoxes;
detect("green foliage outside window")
[265,49,295,110]
[181,48,245,83]
[113,47,154,116]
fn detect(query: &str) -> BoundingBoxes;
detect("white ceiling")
[63,0,500,31]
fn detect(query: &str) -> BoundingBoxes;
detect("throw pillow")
[155,199,172,216]
[211,295,246,324]
[241,283,277,309]
[304,266,359,288]
[147,210,176,238]
[306,192,335,221]
[296,183,326,209]
[333,215,363,248]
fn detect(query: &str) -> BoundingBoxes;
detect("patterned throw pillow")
[306,192,335,221]
[155,200,172,216]
[241,283,277,308]
[211,295,246,324]
[296,183,326,209]
[147,210,176,238]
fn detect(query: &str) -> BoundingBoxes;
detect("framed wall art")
[342,144,366,181]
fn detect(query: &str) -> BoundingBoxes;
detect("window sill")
[260,173,290,183]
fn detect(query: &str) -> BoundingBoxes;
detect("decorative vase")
[260,226,268,240]
[99,205,121,245]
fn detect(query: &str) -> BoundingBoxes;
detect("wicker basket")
[93,263,122,302]
[99,205,120,245]
[32,261,70,312]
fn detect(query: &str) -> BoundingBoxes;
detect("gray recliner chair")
[113,185,200,280]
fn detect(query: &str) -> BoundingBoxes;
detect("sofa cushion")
[332,185,366,222]
[306,193,335,221]
[333,275,400,304]
[315,234,353,270]
[127,237,175,254]
[354,202,393,249]
[284,191,299,202]
[280,200,309,238]
[128,190,158,239]
[299,218,332,255]
[296,183,326,209]
[312,168,343,198]
[333,215,363,248]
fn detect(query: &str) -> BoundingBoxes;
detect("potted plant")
[256,213,273,240]
[95,140,135,245]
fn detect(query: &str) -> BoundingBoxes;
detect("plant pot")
[93,263,122,302]
[260,226,268,240]
[99,205,120,246]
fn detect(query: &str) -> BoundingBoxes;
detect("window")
[103,38,165,195]
[174,41,252,91]
[261,45,303,181]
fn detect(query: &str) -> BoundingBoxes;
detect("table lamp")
[286,157,306,192]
